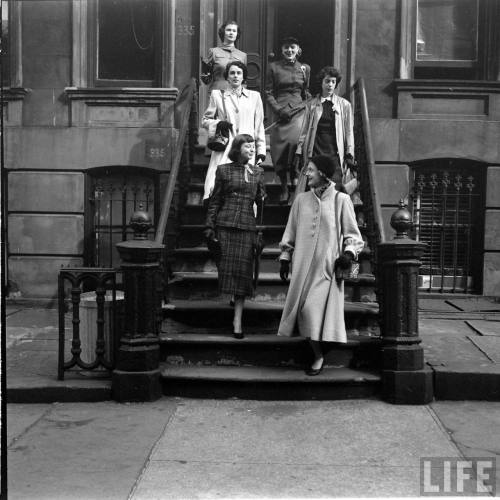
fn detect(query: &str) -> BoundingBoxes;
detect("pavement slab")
[468,336,500,362]
[8,401,177,500]
[420,319,492,366]
[466,320,500,337]
[131,399,460,499]
[431,401,500,495]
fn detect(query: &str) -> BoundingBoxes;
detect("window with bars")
[411,160,486,293]
[85,166,160,268]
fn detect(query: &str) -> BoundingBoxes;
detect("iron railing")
[58,267,122,379]
[350,78,386,275]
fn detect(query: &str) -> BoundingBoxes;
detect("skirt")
[216,227,255,297]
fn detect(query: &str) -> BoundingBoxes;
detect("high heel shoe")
[233,331,244,340]
[305,361,324,376]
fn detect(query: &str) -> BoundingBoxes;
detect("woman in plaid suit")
[204,134,266,338]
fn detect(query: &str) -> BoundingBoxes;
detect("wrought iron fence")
[411,164,485,293]
[86,166,160,268]
[58,267,123,379]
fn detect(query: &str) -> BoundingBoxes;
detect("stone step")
[170,246,375,276]
[159,331,381,369]
[180,202,291,226]
[188,161,278,184]
[162,298,380,334]
[167,271,378,304]
[160,364,381,400]
[176,224,285,248]
[186,182,294,206]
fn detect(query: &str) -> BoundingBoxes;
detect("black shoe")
[305,363,323,376]
[233,331,244,339]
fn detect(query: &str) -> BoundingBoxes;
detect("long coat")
[265,59,311,174]
[277,184,363,342]
[202,88,266,200]
[295,94,355,194]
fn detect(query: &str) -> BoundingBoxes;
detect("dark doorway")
[269,0,334,95]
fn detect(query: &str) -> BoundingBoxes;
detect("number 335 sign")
[177,24,195,36]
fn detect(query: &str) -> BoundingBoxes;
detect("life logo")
[420,457,496,496]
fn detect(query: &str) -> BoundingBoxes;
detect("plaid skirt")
[216,227,255,297]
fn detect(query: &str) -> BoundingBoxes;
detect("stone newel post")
[112,208,164,402]
[377,200,433,404]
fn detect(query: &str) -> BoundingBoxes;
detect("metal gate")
[411,160,485,293]
[85,166,160,268]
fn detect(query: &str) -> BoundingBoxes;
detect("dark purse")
[334,192,359,282]
[207,236,222,263]
[207,90,230,152]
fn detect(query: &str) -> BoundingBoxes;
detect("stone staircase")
[160,144,382,399]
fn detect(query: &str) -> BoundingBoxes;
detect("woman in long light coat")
[278,155,363,375]
[202,61,266,201]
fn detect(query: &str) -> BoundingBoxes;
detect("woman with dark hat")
[265,36,311,203]
[204,134,266,338]
[201,20,247,92]
[294,66,357,196]
[277,155,363,375]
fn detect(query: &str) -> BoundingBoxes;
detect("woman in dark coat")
[204,134,266,338]
[265,37,311,203]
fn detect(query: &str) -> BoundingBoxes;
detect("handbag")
[207,235,222,263]
[334,192,359,281]
[207,90,230,152]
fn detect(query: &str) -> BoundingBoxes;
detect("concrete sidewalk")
[7,399,500,499]
[6,297,500,402]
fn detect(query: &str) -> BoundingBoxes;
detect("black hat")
[281,36,299,46]
[310,155,336,179]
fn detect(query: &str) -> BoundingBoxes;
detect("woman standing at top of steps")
[265,36,311,204]
[277,155,363,375]
[200,20,247,92]
[202,61,266,201]
[204,134,266,339]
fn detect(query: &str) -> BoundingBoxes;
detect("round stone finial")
[390,198,413,239]
[129,204,153,240]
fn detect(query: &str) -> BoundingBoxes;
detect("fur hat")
[310,155,336,179]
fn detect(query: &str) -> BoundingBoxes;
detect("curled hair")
[228,134,254,162]
[218,20,241,42]
[316,66,342,88]
[223,61,248,82]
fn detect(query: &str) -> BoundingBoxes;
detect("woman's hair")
[228,134,255,162]
[218,20,241,42]
[316,66,342,88]
[223,60,248,81]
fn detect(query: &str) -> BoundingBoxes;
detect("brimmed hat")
[310,155,336,179]
[281,36,299,46]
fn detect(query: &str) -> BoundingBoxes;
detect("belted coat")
[278,184,363,342]
[202,88,266,200]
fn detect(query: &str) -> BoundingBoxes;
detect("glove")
[345,154,357,171]
[279,260,290,282]
[334,251,354,271]
[278,108,292,122]
[203,228,216,241]
[256,154,266,165]
[215,120,233,137]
